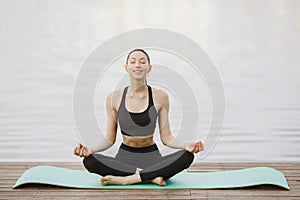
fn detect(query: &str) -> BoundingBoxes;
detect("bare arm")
[89,92,117,153]
[74,92,117,157]
[158,90,203,153]
[158,90,187,149]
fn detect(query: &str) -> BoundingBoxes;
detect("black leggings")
[83,143,194,183]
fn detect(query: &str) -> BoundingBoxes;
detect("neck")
[129,78,147,93]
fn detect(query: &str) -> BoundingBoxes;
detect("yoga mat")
[13,166,289,189]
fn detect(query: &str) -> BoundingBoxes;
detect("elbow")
[161,134,175,147]
[106,133,116,145]
[108,138,115,146]
[161,137,170,146]
[161,140,168,146]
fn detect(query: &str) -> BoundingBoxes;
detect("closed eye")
[139,58,146,64]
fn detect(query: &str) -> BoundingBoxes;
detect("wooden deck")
[0,162,299,199]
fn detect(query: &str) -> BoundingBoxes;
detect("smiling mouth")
[133,70,142,72]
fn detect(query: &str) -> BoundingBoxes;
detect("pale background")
[0,0,300,162]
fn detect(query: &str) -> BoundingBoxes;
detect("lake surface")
[0,0,300,162]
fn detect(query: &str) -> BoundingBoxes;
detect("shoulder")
[151,87,169,109]
[106,88,124,110]
[107,89,123,100]
[152,87,168,100]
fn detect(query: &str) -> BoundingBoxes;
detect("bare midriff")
[122,134,155,148]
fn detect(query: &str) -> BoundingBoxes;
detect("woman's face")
[125,51,152,80]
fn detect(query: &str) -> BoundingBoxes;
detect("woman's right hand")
[73,143,92,157]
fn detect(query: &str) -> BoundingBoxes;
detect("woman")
[74,49,204,186]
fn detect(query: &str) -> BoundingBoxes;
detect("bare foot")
[100,173,141,186]
[151,176,166,186]
[101,175,125,185]
[100,174,166,186]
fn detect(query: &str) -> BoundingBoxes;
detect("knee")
[83,155,96,173]
[183,150,194,167]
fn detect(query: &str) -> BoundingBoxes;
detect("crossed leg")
[83,150,194,186]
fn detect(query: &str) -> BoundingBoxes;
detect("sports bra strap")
[121,86,129,106]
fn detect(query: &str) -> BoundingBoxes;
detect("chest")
[125,94,149,113]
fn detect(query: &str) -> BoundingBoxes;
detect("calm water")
[0,0,300,162]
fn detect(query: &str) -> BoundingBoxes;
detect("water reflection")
[0,0,299,162]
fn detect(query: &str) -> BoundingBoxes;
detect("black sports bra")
[117,85,158,137]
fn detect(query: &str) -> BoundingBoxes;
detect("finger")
[75,147,79,155]
[75,147,80,155]
[197,142,201,151]
[83,148,89,157]
[199,141,204,151]
[190,143,197,153]
[77,145,82,154]
[194,142,199,150]
[194,143,199,153]
[194,142,201,153]
[76,148,80,156]
[81,147,86,156]
[195,145,200,153]
[80,148,84,157]
[82,149,86,157]
[190,143,196,151]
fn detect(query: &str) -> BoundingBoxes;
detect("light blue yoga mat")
[13,166,289,189]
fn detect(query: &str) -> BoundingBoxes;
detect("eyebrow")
[130,57,146,61]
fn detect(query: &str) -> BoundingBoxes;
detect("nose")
[135,62,142,68]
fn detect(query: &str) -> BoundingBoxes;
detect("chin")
[131,74,146,80]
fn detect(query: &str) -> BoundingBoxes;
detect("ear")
[124,64,129,72]
[148,65,152,73]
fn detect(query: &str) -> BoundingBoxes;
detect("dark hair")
[126,49,150,64]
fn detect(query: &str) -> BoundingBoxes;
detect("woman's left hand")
[185,141,204,153]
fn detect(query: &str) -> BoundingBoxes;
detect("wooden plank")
[0,162,247,167]
[191,191,299,199]
[190,162,300,167]
[191,197,297,200]
[1,162,298,167]
[0,162,299,200]
[0,189,192,200]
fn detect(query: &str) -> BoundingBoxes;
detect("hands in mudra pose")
[73,49,204,186]
[73,143,92,158]
[74,141,204,158]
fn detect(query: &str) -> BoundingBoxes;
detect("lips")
[133,70,143,74]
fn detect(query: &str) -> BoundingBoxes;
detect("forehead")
[128,51,147,59]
